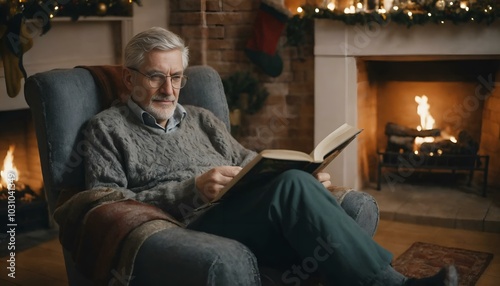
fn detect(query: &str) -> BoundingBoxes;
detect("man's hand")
[314,172,332,188]
[196,166,242,201]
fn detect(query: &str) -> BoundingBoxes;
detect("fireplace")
[314,20,500,193]
[366,60,497,196]
[0,109,48,232]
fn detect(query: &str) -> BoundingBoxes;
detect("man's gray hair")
[124,27,189,69]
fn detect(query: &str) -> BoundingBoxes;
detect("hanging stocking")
[0,14,33,98]
[245,0,291,77]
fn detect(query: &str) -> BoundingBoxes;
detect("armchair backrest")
[24,65,229,214]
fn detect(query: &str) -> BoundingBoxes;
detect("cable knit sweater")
[84,103,256,222]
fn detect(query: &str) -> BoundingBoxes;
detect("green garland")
[1,0,142,33]
[287,1,500,46]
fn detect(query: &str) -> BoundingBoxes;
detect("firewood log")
[385,122,441,137]
[386,135,414,152]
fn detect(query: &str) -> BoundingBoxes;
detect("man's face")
[124,49,184,127]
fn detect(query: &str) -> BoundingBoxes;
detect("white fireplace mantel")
[314,19,500,189]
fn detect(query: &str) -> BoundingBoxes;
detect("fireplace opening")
[358,59,500,195]
[0,109,48,233]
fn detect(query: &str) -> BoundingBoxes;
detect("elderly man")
[84,27,458,286]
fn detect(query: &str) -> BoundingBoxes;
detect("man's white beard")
[144,101,175,124]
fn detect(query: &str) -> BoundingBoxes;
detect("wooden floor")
[1,220,499,286]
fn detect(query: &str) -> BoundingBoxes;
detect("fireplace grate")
[377,152,489,197]
[0,187,49,233]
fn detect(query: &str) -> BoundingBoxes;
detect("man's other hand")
[314,172,332,188]
[196,166,242,201]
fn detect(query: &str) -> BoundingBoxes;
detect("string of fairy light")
[2,0,141,22]
[296,0,498,24]
[286,0,499,45]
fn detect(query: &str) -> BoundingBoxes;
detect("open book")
[210,123,363,204]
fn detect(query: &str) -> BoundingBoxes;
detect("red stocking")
[245,0,290,77]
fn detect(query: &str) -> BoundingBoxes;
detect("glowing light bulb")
[297,7,303,13]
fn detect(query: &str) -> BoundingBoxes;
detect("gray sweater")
[84,104,256,221]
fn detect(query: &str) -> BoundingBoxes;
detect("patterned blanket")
[53,188,181,286]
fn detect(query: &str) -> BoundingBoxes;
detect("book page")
[310,124,362,162]
[261,149,313,161]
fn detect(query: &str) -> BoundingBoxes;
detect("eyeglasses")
[128,67,188,89]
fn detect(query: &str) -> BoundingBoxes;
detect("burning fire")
[415,95,435,132]
[413,95,456,154]
[1,145,19,190]
[414,95,436,148]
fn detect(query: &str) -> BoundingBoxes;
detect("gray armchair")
[24,65,379,286]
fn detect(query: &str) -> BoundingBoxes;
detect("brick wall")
[169,0,315,153]
[479,69,500,190]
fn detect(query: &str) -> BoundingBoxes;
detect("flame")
[1,145,19,189]
[414,95,435,148]
[415,95,435,131]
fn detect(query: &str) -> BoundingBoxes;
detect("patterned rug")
[393,242,494,286]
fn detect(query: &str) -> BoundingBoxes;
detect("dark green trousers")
[187,170,392,286]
